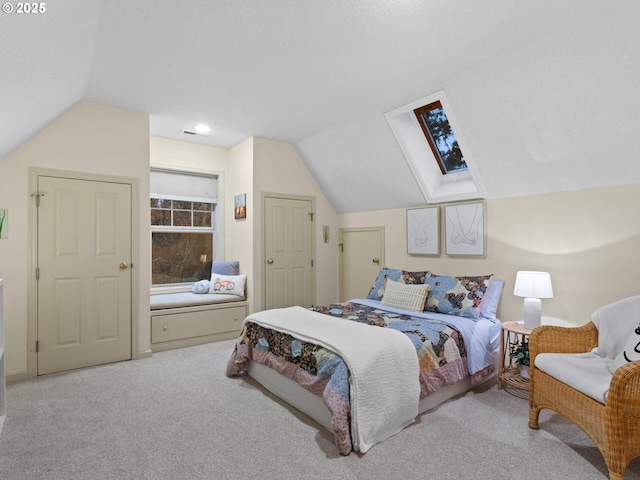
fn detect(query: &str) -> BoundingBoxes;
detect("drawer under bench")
[151,301,248,352]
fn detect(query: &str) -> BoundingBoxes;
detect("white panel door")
[339,227,385,302]
[37,176,132,375]
[264,196,314,309]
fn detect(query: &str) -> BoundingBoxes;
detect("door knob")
[266,258,274,265]
[372,257,380,264]
[119,262,129,270]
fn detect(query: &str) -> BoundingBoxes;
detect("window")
[385,90,485,203]
[150,169,218,286]
[413,100,467,175]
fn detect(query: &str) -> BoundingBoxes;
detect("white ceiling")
[2,0,639,213]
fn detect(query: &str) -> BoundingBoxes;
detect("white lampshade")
[513,271,553,329]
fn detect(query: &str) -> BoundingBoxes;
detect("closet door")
[339,227,384,302]
[264,195,314,309]
[36,175,132,375]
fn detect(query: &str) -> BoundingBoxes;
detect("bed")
[226,270,504,455]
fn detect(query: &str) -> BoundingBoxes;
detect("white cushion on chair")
[535,352,612,404]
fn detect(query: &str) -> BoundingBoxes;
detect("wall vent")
[181,130,211,137]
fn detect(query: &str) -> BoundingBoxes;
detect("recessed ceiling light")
[193,124,212,134]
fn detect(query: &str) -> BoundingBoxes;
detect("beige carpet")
[0,340,638,480]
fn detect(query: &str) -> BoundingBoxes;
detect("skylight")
[413,100,467,175]
[385,90,485,204]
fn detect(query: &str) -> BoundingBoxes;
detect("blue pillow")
[366,268,403,300]
[424,274,492,320]
[478,279,505,322]
[191,280,210,294]
[212,261,240,275]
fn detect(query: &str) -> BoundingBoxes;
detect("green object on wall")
[0,209,7,239]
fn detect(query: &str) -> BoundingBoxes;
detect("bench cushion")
[535,352,612,404]
[150,292,245,311]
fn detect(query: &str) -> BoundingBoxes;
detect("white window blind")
[150,169,217,203]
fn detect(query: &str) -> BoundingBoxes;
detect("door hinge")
[36,267,40,280]
[338,243,344,252]
[36,340,39,353]
[309,212,314,221]
[31,192,46,207]
[311,259,314,267]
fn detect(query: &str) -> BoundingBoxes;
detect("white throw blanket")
[591,295,640,359]
[244,306,420,452]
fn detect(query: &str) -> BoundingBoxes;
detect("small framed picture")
[323,225,330,244]
[234,194,246,220]
[406,206,439,255]
[0,208,7,239]
[444,201,485,256]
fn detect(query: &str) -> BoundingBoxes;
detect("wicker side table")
[498,321,532,396]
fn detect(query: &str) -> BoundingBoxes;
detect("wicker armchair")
[528,322,640,480]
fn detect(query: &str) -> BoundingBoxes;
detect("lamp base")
[523,297,542,329]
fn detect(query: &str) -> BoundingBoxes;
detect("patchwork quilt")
[226,302,469,454]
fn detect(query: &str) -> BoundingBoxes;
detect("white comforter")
[243,306,420,452]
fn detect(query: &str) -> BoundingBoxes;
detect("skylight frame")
[385,90,486,204]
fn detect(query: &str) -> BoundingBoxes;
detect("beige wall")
[3,101,636,376]
[0,101,151,377]
[228,138,255,311]
[148,136,339,315]
[150,136,228,171]
[340,184,640,325]
[244,137,339,312]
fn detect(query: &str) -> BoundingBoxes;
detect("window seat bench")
[150,293,248,352]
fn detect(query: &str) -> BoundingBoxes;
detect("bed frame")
[246,348,501,434]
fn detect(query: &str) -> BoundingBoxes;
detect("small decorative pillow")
[381,279,430,312]
[209,273,246,297]
[424,274,492,319]
[191,280,210,294]
[212,261,240,275]
[607,323,640,374]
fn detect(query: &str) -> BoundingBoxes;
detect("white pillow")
[209,273,246,297]
[607,323,640,374]
[380,279,430,312]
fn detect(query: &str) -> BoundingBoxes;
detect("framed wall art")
[234,194,246,220]
[0,208,7,239]
[444,201,485,256]
[406,206,439,255]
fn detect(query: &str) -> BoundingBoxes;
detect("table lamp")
[513,271,553,329]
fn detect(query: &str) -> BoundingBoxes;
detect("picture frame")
[444,201,485,256]
[406,206,439,255]
[234,194,246,220]
[0,208,7,239]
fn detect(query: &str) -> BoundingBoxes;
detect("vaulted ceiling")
[2,1,639,213]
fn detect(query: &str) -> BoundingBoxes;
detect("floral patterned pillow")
[366,268,431,301]
[400,270,431,285]
[423,274,493,319]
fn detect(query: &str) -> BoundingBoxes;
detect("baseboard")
[7,370,29,384]
[135,349,153,360]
